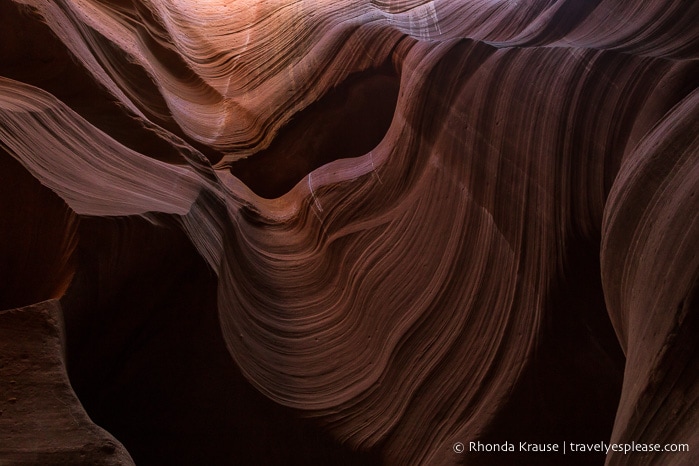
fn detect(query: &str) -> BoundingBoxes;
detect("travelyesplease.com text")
[453,441,689,455]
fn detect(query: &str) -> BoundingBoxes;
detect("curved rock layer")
[1,1,698,465]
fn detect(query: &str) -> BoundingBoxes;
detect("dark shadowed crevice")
[60,214,382,465]
[468,236,625,466]
[0,152,77,311]
[230,61,400,199]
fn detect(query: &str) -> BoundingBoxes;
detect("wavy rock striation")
[1,1,697,465]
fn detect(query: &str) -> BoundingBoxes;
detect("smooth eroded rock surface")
[0,300,134,465]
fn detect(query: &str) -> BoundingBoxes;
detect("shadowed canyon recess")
[230,62,400,198]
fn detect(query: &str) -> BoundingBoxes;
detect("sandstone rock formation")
[0,300,134,465]
[1,1,697,465]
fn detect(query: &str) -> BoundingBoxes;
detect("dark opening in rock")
[230,61,400,199]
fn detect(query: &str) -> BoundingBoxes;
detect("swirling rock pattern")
[1,1,697,465]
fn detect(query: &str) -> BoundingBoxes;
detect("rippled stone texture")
[1,1,697,465]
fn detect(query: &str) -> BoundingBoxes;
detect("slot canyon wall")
[1,0,697,465]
